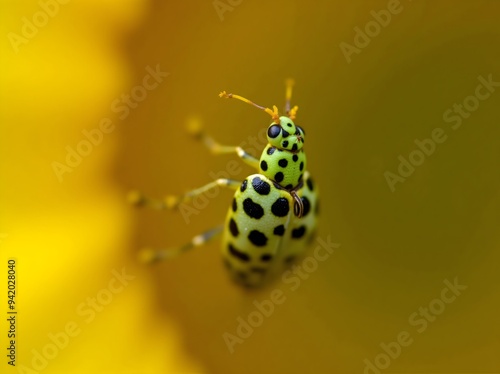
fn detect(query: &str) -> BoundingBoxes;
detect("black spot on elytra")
[268,125,281,138]
[273,225,285,236]
[267,147,276,155]
[287,123,293,127]
[271,198,289,217]
[232,198,237,212]
[300,161,304,171]
[274,172,284,183]
[252,176,271,195]
[261,254,273,261]
[260,160,268,171]
[285,184,293,190]
[292,143,298,152]
[243,198,264,219]
[306,178,314,191]
[292,154,298,162]
[248,230,268,246]
[301,196,311,217]
[282,129,290,138]
[229,218,239,237]
[278,159,288,168]
[292,225,306,239]
[240,180,247,192]
[282,140,289,148]
[228,243,250,262]
[298,174,303,183]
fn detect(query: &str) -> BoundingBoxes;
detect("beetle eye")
[267,125,281,138]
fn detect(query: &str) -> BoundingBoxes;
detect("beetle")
[129,79,318,287]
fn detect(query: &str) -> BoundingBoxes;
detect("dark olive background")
[4,1,497,373]
[116,1,500,373]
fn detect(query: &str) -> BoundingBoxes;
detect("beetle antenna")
[219,91,280,124]
[284,78,299,120]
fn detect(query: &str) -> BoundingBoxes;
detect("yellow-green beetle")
[129,80,318,287]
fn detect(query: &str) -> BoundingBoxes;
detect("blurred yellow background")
[1,1,499,373]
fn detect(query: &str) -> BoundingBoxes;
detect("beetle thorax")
[258,145,307,190]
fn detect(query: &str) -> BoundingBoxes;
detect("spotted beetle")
[129,80,318,287]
